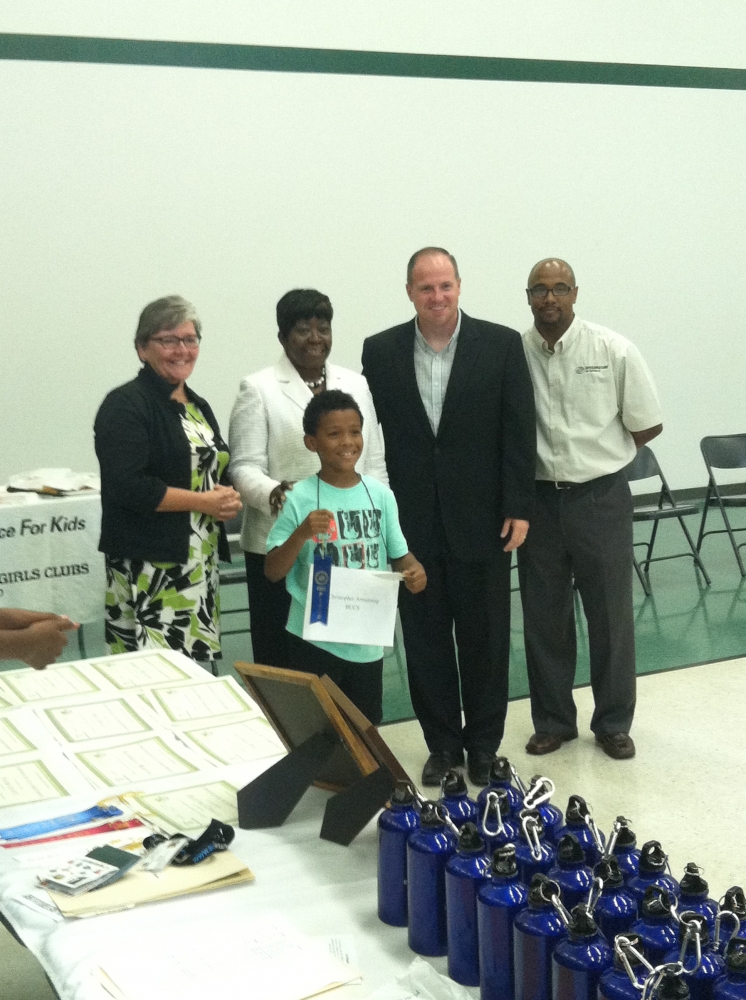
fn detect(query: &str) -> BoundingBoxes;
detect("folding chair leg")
[677,515,712,586]
[633,555,651,597]
[696,489,711,551]
[644,520,660,576]
[719,502,746,577]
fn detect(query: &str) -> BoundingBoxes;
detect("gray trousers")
[517,471,636,737]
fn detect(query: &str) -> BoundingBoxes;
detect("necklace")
[304,368,326,390]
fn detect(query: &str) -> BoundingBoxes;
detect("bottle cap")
[458,822,485,853]
[594,855,624,889]
[557,833,585,865]
[656,971,690,1000]
[725,937,746,973]
[390,781,416,806]
[565,795,590,826]
[489,756,513,783]
[491,843,518,877]
[519,808,546,838]
[613,817,637,850]
[568,904,599,939]
[724,886,746,919]
[639,840,668,874]
[678,912,709,946]
[679,863,708,898]
[442,769,468,797]
[612,933,645,970]
[528,873,557,908]
[641,884,676,918]
[419,801,445,827]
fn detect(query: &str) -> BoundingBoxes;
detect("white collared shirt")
[522,316,662,483]
[414,310,462,434]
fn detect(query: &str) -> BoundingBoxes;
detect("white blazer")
[228,353,388,554]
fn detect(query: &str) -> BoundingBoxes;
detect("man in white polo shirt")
[519,257,662,760]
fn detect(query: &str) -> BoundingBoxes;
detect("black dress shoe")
[525,732,577,755]
[467,750,496,786]
[595,732,636,759]
[421,750,464,787]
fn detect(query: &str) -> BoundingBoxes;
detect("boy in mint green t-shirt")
[265,390,426,724]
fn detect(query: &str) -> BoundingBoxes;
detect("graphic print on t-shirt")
[313,506,383,569]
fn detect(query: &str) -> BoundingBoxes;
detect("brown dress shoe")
[525,732,577,755]
[595,733,636,759]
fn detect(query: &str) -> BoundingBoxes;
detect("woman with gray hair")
[94,295,241,665]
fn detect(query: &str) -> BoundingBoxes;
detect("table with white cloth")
[0,493,104,624]
[0,649,436,1000]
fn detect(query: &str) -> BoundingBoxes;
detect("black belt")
[536,472,619,491]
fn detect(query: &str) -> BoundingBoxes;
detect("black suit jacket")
[362,312,536,563]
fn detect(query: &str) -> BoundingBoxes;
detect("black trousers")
[286,631,384,725]
[517,472,636,738]
[244,551,291,668]
[398,519,512,756]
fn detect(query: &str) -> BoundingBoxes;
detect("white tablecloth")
[0,494,104,624]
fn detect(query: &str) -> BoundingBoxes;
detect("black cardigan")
[94,363,231,563]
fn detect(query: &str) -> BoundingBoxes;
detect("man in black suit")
[362,247,536,785]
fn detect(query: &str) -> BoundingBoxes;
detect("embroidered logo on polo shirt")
[575,365,609,374]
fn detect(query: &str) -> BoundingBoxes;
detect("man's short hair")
[276,289,333,341]
[406,247,460,284]
[527,258,576,287]
[303,389,364,436]
[134,295,202,348]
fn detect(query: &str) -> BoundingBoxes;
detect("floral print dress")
[105,403,229,662]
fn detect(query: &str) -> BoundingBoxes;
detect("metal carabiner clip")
[481,791,507,840]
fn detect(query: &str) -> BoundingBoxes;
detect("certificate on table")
[0,758,84,807]
[303,567,401,646]
[74,735,202,787]
[0,717,35,756]
[2,664,100,703]
[41,697,153,744]
[129,780,240,830]
[90,653,194,689]
[181,717,284,766]
[145,677,259,725]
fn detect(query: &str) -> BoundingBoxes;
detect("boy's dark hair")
[276,288,333,340]
[303,389,364,436]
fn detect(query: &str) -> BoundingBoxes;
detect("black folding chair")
[697,434,746,577]
[217,513,251,674]
[624,446,710,597]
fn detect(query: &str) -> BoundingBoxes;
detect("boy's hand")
[303,509,335,541]
[401,562,427,594]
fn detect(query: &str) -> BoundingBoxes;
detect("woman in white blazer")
[228,288,388,667]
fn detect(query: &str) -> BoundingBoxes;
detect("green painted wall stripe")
[1,33,746,90]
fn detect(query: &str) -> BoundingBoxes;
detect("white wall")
[2,2,745,487]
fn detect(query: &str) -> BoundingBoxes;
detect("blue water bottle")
[598,932,651,1000]
[516,809,557,885]
[714,937,746,1000]
[552,903,613,1000]
[627,841,680,908]
[631,885,680,965]
[556,795,606,866]
[548,833,594,910]
[440,768,479,829]
[407,801,457,956]
[718,888,746,952]
[524,776,564,844]
[606,817,641,883]
[514,874,567,1000]
[477,843,530,1000]
[478,756,524,815]
[480,788,520,855]
[678,863,719,934]
[593,856,638,941]
[445,821,490,985]
[377,780,421,926]
[663,912,725,1000]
